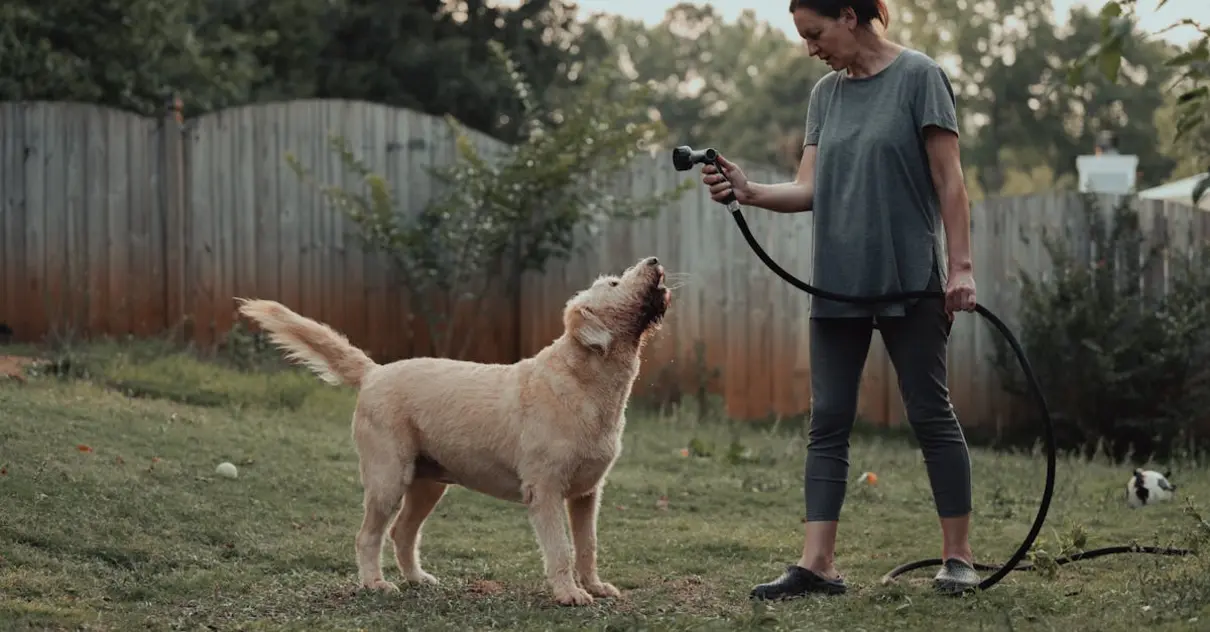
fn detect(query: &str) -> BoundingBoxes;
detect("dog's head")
[562,256,671,356]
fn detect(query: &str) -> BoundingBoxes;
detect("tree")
[200,0,337,104]
[1080,0,1210,204]
[288,46,691,360]
[0,0,610,142]
[589,4,828,171]
[887,0,1178,196]
[1047,8,1179,189]
[314,0,613,145]
[0,0,269,116]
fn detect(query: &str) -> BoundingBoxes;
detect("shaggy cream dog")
[236,255,671,606]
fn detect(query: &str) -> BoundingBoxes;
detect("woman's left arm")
[924,127,973,276]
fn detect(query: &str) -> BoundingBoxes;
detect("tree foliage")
[0,0,270,116]
[0,0,609,144]
[588,4,829,172]
[310,0,614,145]
[287,44,690,360]
[887,0,1180,196]
[2,0,1201,202]
[1078,0,1210,205]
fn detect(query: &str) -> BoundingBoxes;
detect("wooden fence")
[2,99,1207,432]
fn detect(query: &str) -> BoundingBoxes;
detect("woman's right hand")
[700,153,751,205]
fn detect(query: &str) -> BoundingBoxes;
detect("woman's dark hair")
[788,0,890,27]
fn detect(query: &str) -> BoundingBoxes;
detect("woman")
[700,0,980,598]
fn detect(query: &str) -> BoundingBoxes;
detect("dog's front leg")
[567,489,620,599]
[524,484,593,606]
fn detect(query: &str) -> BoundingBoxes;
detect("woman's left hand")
[945,269,977,318]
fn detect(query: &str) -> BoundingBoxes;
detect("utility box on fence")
[1076,153,1139,195]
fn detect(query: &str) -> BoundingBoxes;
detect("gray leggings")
[804,288,972,522]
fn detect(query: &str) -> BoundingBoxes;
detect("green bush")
[287,43,690,360]
[991,193,1210,464]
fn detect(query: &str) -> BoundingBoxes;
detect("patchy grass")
[2,342,1210,631]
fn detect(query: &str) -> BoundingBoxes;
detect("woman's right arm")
[746,145,817,214]
[702,144,817,214]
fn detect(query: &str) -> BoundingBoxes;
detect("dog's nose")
[646,257,659,267]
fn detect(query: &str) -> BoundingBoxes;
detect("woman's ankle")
[941,544,974,564]
[795,555,840,579]
[938,514,973,563]
[798,520,841,578]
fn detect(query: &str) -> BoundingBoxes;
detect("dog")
[236,255,671,606]
[1126,468,1177,508]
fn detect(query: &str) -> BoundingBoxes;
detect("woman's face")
[792,7,859,71]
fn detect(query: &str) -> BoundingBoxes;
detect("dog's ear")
[569,305,612,354]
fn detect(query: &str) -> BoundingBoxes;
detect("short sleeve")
[803,76,827,147]
[916,64,959,137]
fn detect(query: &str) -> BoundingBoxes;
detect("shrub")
[288,43,690,360]
[991,193,1210,464]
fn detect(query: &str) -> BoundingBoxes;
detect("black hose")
[720,190,1194,593]
[671,146,1195,591]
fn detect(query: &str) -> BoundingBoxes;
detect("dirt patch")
[466,579,506,596]
[0,355,43,383]
[660,575,717,608]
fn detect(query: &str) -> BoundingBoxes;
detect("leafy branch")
[287,43,691,360]
[1072,0,1210,204]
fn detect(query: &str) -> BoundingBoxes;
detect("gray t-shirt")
[803,47,960,319]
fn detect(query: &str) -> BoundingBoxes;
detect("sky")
[568,0,1209,47]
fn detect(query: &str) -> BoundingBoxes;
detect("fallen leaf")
[77,444,92,453]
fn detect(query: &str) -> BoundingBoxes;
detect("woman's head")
[788,0,890,71]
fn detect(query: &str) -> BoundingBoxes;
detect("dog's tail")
[236,298,377,388]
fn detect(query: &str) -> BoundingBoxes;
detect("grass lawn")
[2,341,1210,631]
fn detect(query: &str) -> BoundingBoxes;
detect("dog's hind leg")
[524,483,593,606]
[567,488,620,598]
[390,478,448,585]
[354,433,414,592]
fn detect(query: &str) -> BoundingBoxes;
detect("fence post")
[161,94,188,342]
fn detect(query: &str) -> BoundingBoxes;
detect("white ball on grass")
[1126,468,1176,508]
[216,462,239,479]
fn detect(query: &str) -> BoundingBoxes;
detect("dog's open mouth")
[640,267,670,328]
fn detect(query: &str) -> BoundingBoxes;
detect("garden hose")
[670,145,1195,593]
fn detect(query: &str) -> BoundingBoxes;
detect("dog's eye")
[609,280,619,287]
